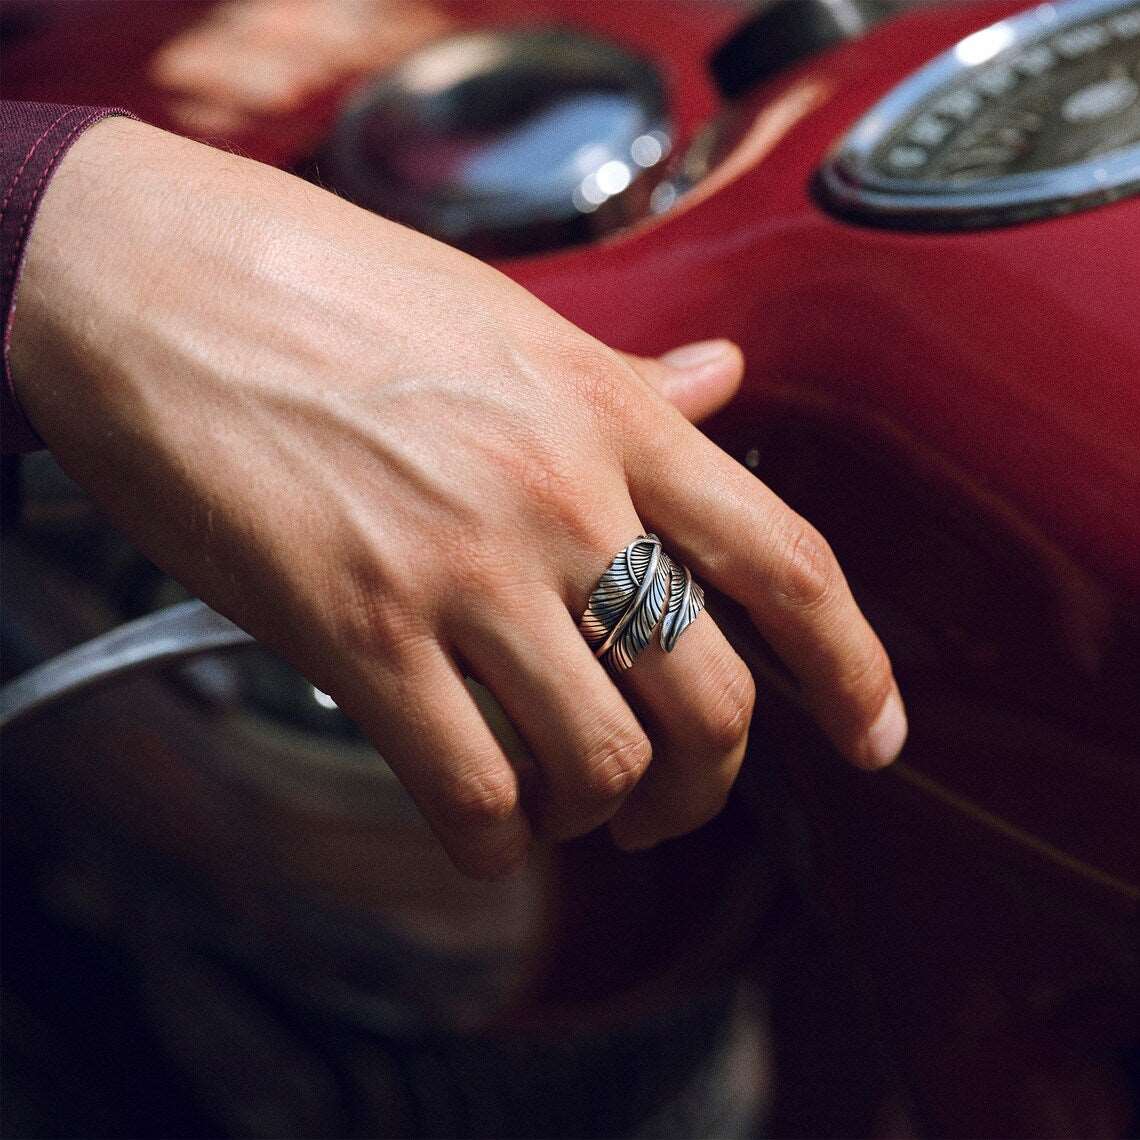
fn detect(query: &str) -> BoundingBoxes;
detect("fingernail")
[863,689,908,769]
[660,339,732,370]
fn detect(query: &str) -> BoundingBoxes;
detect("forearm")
[11,117,272,463]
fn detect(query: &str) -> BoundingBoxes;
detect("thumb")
[622,339,745,424]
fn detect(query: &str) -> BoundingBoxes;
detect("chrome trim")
[818,0,1140,229]
[320,28,672,254]
[0,600,253,731]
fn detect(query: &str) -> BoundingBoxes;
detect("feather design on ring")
[579,534,661,650]
[603,541,671,673]
[660,555,706,652]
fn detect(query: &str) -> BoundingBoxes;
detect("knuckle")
[481,447,615,559]
[775,523,837,611]
[580,731,652,801]
[521,463,581,520]
[437,764,519,831]
[460,541,518,600]
[330,590,432,666]
[694,663,756,753]
[523,477,610,553]
[562,344,635,427]
[323,553,437,665]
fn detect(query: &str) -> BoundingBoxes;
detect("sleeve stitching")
[4,110,96,298]
[3,110,111,452]
[0,107,77,226]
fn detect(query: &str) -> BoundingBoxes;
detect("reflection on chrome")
[311,685,338,711]
[312,29,672,255]
[953,22,1019,67]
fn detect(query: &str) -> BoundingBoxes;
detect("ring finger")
[557,531,756,850]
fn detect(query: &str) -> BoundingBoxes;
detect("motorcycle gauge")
[818,0,1140,228]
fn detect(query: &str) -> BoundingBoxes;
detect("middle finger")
[603,585,755,851]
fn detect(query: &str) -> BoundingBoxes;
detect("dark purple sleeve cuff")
[2,101,138,454]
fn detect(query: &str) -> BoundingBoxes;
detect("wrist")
[11,117,163,445]
[1,108,138,452]
[8,116,264,453]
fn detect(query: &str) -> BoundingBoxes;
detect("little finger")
[340,647,533,880]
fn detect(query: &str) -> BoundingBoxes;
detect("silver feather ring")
[579,534,706,673]
[661,556,705,653]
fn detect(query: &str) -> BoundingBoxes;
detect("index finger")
[624,411,907,770]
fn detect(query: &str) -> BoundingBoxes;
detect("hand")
[11,118,906,878]
[151,0,452,136]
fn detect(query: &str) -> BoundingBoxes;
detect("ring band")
[660,556,705,653]
[579,534,661,652]
[579,534,705,673]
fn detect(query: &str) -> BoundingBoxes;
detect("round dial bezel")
[817,0,1140,229]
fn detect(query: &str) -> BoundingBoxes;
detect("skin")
[9,117,907,879]
[150,0,452,135]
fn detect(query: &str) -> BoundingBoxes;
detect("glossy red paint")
[504,2,1140,600]
[8,2,1134,590]
[500,27,1140,1126]
[503,21,1140,1096]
